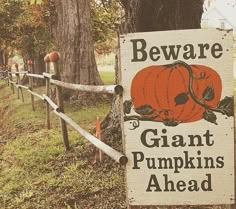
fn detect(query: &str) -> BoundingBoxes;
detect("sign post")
[120,29,235,206]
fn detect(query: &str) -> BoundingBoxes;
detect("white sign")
[120,29,234,206]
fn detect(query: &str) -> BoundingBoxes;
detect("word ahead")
[131,39,223,62]
[146,174,212,192]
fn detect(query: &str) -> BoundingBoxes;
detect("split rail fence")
[0,52,127,166]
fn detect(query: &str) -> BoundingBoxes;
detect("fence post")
[49,51,70,150]
[28,60,35,111]
[6,65,10,86]
[14,63,24,102]
[4,65,7,84]
[9,65,14,93]
[44,55,51,129]
[94,117,103,163]
[15,63,20,99]
[15,63,24,101]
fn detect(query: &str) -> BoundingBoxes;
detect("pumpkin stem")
[172,61,227,115]
[172,61,213,109]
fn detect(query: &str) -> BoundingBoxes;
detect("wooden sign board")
[120,29,234,206]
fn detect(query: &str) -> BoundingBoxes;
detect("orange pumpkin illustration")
[129,61,224,126]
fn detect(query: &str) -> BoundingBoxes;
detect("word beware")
[131,39,223,62]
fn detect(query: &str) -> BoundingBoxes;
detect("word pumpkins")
[130,61,222,126]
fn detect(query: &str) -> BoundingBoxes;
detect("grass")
[0,74,126,209]
[99,71,115,85]
[96,53,115,66]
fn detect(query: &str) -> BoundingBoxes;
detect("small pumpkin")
[49,51,60,62]
[130,61,222,123]
[27,60,33,65]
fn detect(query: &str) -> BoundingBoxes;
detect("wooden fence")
[0,52,127,165]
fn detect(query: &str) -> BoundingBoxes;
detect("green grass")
[0,128,125,209]
[0,80,125,209]
[99,71,115,85]
[96,53,115,66]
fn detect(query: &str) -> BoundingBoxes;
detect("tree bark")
[120,0,203,33]
[33,52,46,86]
[0,49,7,66]
[102,0,204,140]
[50,0,103,98]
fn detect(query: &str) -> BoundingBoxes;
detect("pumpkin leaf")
[134,105,154,115]
[123,100,133,114]
[174,93,189,106]
[202,84,215,101]
[163,119,182,127]
[203,111,218,125]
[217,96,234,117]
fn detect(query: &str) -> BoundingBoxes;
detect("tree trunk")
[0,49,8,66]
[33,52,46,86]
[120,0,203,33]
[102,0,204,140]
[50,0,103,99]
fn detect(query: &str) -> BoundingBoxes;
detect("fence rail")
[0,52,127,165]
[50,79,123,95]
[27,73,44,79]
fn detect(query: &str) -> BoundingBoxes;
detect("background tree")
[48,0,103,99]
[0,0,53,86]
[91,0,122,54]
[15,1,53,78]
[0,0,23,66]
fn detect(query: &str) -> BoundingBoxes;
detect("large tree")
[102,0,204,141]
[0,0,23,66]
[49,0,103,95]
[0,0,52,86]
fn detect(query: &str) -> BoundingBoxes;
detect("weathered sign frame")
[119,29,235,208]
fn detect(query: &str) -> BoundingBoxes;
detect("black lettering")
[204,130,214,146]
[158,158,173,169]
[172,135,186,147]
[161,129,169,147]
[132,152,144,169]
[196,150,203,169]
[173,157,184,173]
[176,180,186,192]
[211,43,223,59]
[188,180,200,192]
[201,174,213,191]
[161,45,181,60]
[141,129,163,148]
[146,174,162,192]
[183,44,197,59]
[198,43,210,59]
[146,158,157,169]
[204,157,215,168]
[184,151,195,169]
[131,39,147,62]
[163,174,176,192]
[216,156,224,168]
[149,46,160,61]
[188,134,204,146]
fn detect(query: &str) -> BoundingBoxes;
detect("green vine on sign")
[124,61,234,130]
